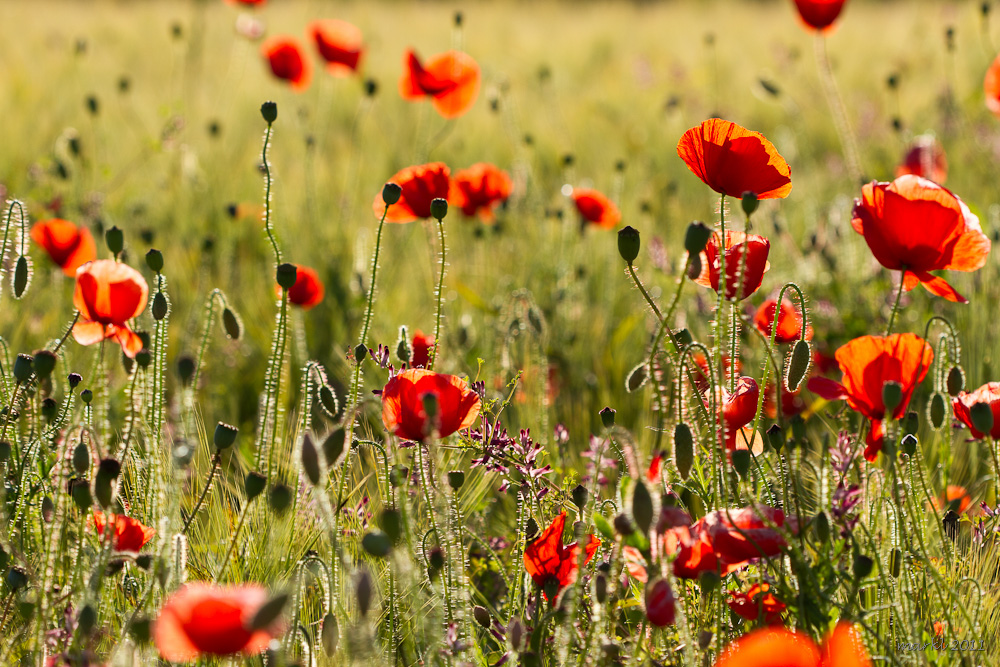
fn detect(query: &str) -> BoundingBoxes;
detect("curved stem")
[429,217,447,370]
[215,504,250,582]
[182,452,220,534]
[261,122,281,264]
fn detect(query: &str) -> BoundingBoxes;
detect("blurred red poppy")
[154,583,278,662]
[571,188,621,229]
[764,382,807,420]
[728,583,785,625]
[691,352,741,393]
[72,260,148,358]
[399,49,480,119]
[896,135,947,185]
[791,0,848,32]
[277,264,324,309]
[954,382,1000,439]
[31,219,97,276]
[411,330,434,368]
[717,377,760,452]
[523,511,600,596]
[308,20,364,76]
[754,299,812,344]
[261,37,311,91]
[450,163,512,222]
[930,485,972,514]
[677,119,792,200]
[373,162,451,223]
[622,545,648,583]
[851,175,990,303]
[667,505,788,579]
[808,333,932,460]
[985,53,1000,118]
[694,231,771,300]
[93,512,155,553]
[714,623,871,667]
[381,369,481,442]
[645,578,676,627]
[226,0,266,6]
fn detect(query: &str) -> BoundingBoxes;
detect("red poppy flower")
[691,352,741,393]
[93,512,155,553]
[930,485,972,514]
[308,20,363,76]
[645,578,676,627]
[381,369,481,442]
[896,135,947,185]
[399,49,480,119]
[622,545,648,583]
[523,512,600,596]
[716,376,760,452]
[154,583,279,662]
[728,583,786,625]
[714,623,871,667]
[31,219,97,276]
[985,53,1000,118]
[764,382,807,420]
[677,119,792,200]
[277,264,324,309]
[953,382,1000,439]
[261,37,311,91]
[571,188,621,229]
[808,333,933,461]
[694,231,771,301]
[226,0,266,6]
[667,505,787,579]
[449,163,512,222]
[72,260,149,358]
[753,299,812,344]
[791,0,848,32]
[411,330,434,368]
[850,175,990,303]
[373,162,451,223]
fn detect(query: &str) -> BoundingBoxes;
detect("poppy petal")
[807,377,849,401]
[714,627,821,667]
[911,271,966,303]
[820,623,871,667]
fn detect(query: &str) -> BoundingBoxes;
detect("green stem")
[215,504,250,582]
[430,217,447,370]
[885,274,905,336]
[182,453,220,534]
[815,33,863,183]
[261,122,281,264]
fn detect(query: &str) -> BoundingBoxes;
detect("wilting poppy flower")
[308,20,364,76]
[714,623,871,667]
[694,231,771,301]
[373,162,451,223]
[571,188,621,229]
[930,485,972,514]
[754,299,812,344]
[851,175,990,303]
[277,264,324,309]
[645,579,676,627]
[381,369,481,442]
[411,330,434,368]
[808,333,932,460]
[261,37,311,91]
[716,376,760,452]
[523,511,600,596]
[72,260,149,358]
[449,163,512,222]
[93,512,155,553]
[953,382,1000,439]
[985,53,1000,118]
[667,505,788,579]
[154,583,279,662]
[896,135,947,185]
[677,119,792,200]
[791,0,848,32]
[31,219,97,276]
[399,49,480,119]
[728,583,786,625]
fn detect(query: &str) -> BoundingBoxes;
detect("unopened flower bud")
[276,263,297,290]
[684,221,712,255]
[741,191,759,217]
[260,101,277,124]
[145,248,163,272]
[617,226,640,264]
[430,198,448,221]
[105,226,124,256]
[382,182,402,206]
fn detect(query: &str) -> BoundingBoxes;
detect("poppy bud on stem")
[429,199,449,370]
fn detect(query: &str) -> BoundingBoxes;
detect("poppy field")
[4,0,1000,665]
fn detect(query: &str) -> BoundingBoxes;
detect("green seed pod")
[684,221,712,255]
[881,381,903,414]
[105,226,124,256]
[389,464,409,488]
[626,362,648,393]
[673,328,693,347]
[852,553,874,580]
[244,472,267,503]
[631,480,654,535]
[741,191,759,217]
[31,350,57,380]
[260,101,278,124]
[889,548,902,578]
[901,433,918,457]
[276,263,297,290]
[222,308,241,340]
[599,406,616,428]
[785,339,811,392]
[928,392,947,430]
[134,349,151,368]
[13,256,29,299]
[674,423,694,480]
[617,226,640,264]
[946,366,964,397]
[473,606,490,628]
[572,484,589,510]
[95,458,121,508]
[354,344,368,364]
[13,354,33,383]
[73,443,90,474]
[813,511,830,544]
[319,385,339,418]
[152,292,169,321]
[904,410,919,435]
[41,496,54,523]
[176,356,195,385]
[322,429,346,468]
[213,422,238,450]
[77,604,97,636]
[361,530,392,558]
[971,402,995,437]
[6,568,28,593]
[248,593,288,632]
[613,513,634,536]
[382,182,402,206]
[430,198,448,221]
[301,433,322,486]
[145,249,163,273]
[594,572,608,603]
[321,613,339,656]
[447,470,465,490]
[731,449,750,479]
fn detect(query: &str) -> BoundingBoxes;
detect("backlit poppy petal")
[72,260,149,358]
[374,163,451,223]
[754,299,812,343]
[714,627,821,667]
[380,369,481,442]
[411,330,434,368]
[278,264,324,309]
[399,50,480,119]
[72,321,107,347]
[807,376,849,401]
[449,163,512,222]
[94,512,155,553]
[820,622,871,667]
[31,219,97,276]
[308,20,363,76]
[694,231,771,300]
[985,52,1000,118]
[524,512,599,596]
[896,135,947,184]
[792,0,848,32]
[954,382,1000,439]
[262,37,311,91]
[572,188,621,229]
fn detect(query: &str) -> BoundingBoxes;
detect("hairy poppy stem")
[885,275,905,336]
[214,504,250,582]
[51,311,81,355]
[182,452,221,534]
[814,34,863,183]
[430,217,446,370]
[261,121,282,265]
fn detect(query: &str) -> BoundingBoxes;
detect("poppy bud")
[673,423,693,479]
[473,605,490,628]
[731,449,750,479]
[852,553,874,580]
[77,604,97,636]
[382,182,402,206]
[73,443,90,473]
[176,356,195,385]
[767,424,784,453]
[41,496,54,523]
[135,349,151,369]
[130,617,152,644]
[95,458,121,508]
[12,259,30,300]
[673,328,693,347]
[631,480,653,534]
[301,433,322,486]
[70,479,92,511]
[68,373,82,389]
[813,511,830,544]
[145,249,163,272]
[319,385,339,418]
[105,226,124,256]
[684,221,712,255]
[355,567,374,618]
[389,464,408,488]
[6,568,28,593]
[365,78,378,97]
[396,327,412,362]
[644,578,676,627]
[276,263,298,290]
[626,362,648,393]
[594,572,608,603]
[362,530,392,558]
[740,191,759,217]
[971,402,995,437]
[86,95,99,115]
[321,613,339,656]
[454,10,463,26]
[946,366,964,397]
[599,406,616,428]
[380,509,402,544]
[260,101,278,124]
[447,470,465,490]
[613,513,634,536]
[248,593,288,632]
[245,472,267,502]
[269,484,293,515]
[222,308,241,340]
[427,546,445,580]
[13,354,33,383]
[572,484,589,510]
[929,392,947,430]
[904,410,919,435]
[430,198,449,221]
[152,292,169,321]
[901,433,917,457]
[354,344,367,364]
[323,429,347,468]
[785,340,811,392]
[881,381,903,414]
[214,422,238,450]
[699,570,720,597]
[699,631,714,650]
[507,618,525,651]
[686,253,702,280]
[32,350,56,380]
[889,547,902,578]
[617,226,640,264]
[944,510,959,539]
